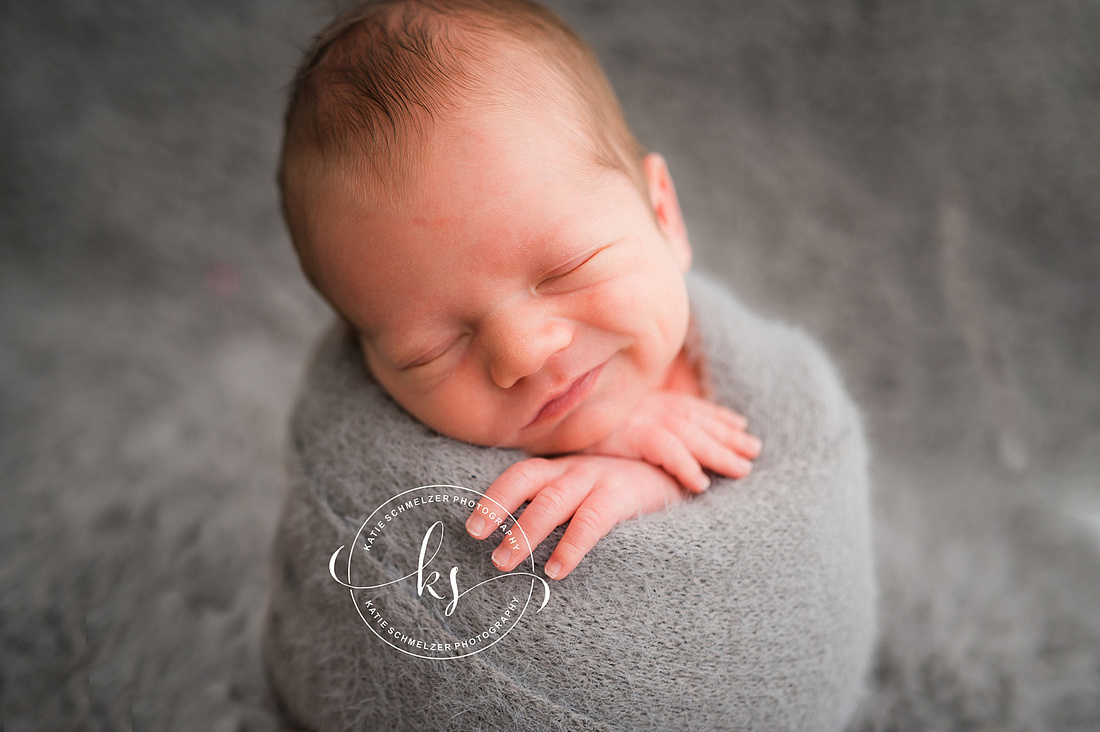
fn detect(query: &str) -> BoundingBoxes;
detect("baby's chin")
[510,398,627,456]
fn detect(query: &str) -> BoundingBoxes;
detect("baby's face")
[297,101,692,454]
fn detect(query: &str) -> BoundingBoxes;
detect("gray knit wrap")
[263,273,877,731]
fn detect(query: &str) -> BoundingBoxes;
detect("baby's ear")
[643,153,692,272]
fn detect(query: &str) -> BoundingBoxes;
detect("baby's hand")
[583,392,761,492]
[465,455,686,580]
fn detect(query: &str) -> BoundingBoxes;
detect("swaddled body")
[265,274,876,730]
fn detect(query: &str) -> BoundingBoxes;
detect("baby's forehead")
[306,89,612,207]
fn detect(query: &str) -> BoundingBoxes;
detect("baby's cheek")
[599,283,646,326]
[429,395,502,445]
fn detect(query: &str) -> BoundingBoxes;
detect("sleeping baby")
[278,0,762,582]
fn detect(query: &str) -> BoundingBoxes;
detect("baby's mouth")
[527,364,604,427]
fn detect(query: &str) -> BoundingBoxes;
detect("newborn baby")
[279,0,762,581]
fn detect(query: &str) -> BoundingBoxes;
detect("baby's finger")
[634,426,709,492]
[721,406,749,431]
[490,470,592,571]
[467,458,562,539]
[676,396,748,431]
[708,403,749,431]
[692,413,763,460]
[679,423,754,479]
[543,486,624,580]
[691,400,751,437]
[731,430,763,460]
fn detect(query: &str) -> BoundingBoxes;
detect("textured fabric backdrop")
[2,0,1098,729]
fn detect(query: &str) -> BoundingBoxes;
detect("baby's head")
[280,0,694,455]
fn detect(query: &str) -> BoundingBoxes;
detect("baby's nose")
[483,306,573,389]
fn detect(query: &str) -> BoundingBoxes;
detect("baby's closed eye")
[536,243,613,293]
[399,333,469,370]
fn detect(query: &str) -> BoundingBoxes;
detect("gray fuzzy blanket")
[264,274,877,730]
[4,1,1099,730]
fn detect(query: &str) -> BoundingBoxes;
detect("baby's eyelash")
[400,335,465,370]
[539,248,603,287]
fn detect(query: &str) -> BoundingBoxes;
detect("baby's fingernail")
[466,514,486,537]
[745,434,763,456]
[736,457,754,476]
[492,546,512,567]
[545,559,562,579]
[696,475,711,491]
